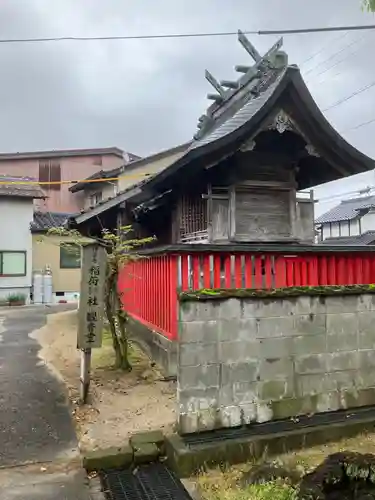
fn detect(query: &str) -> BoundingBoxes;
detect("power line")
[2,24,375,44]
[0,173,151,186]
[304,34,366,78]
[309,33,373,83]
[323,78,375,112]
[344,116,375,133]
[299,31,349,68]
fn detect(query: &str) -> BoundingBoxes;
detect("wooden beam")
[236,180,298,190]
[238,30,262,62]
[229,186,236,240]
[205,70,226,98]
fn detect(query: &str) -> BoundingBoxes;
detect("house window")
[89,191,103,206]
[60,245,81,269]
[0,251,26,276]
[39,160,61,190]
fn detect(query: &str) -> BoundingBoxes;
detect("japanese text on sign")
[77,243,107,349]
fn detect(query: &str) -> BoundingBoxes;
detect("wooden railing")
[118,245,375,340]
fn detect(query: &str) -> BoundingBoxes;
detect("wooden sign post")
[77,243,107,404]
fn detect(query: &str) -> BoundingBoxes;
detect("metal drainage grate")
[100,463,192,500]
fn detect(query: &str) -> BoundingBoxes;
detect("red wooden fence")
[118,254,178,340]
[119,251,375,340]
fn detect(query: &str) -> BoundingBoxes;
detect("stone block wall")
[177,293,375,434]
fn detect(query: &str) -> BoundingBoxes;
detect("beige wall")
[0,153,123,213]
[83,181,118,210]
[118,149,186,191]
[32,234,81,293]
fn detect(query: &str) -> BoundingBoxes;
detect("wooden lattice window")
[179,194,207,241]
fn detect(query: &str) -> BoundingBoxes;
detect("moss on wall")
[179,284,375,302]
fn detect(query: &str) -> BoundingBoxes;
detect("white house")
[315,194,375,245]
[0,176,45,302]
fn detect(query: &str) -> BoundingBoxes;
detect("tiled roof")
[31,211,74,232]
[0,175,45,199]
[190,68,285,150]
[320,230,375,246]
[315,195,375,224]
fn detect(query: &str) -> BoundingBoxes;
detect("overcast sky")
[1,0,375,215]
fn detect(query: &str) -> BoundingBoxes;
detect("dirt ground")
[31,310,176,452]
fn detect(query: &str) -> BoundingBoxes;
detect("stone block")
[292,335,326,356]
[358,350,375,369]
[178,412,199,434]
[218,385,234,407]
[355,368,375,389]
[221,361,259,384]
[219,406,242,427]
[358,311,375,349]
[256,316,294,339]
[295,295,326,315]
[259,357,294,380]
[180,301,217,322]
[293,314,326,336]
[357,294,373,312]
[258,380,292,401]
[325,295,361,314]
[296,373,335,397]
[179,320,218,344]
[179,342,218,367]
[326,312,358,336]
[178,364,220,390]
[231,318,258,342]
[327,351,359,372]
[256,403,273,423]
[246,298,295,319]
[326,332,357,353]
[194,407,220,431]
[83,445,133,472]
[133,442,160,464]
[316,391,341,413]
[215,298,243,319]
[219,340,259,363]
[178,387,219,413]
[232,381,258,404]
[259,337,293,359]
[241,299,263,319]
[328,370,357,391]
[271,396,318,420]
[130,430,164,448]
[295,354,327,374]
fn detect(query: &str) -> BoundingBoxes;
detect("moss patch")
[179,284,375,302]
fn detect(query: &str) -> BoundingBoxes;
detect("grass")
[199,481,296,500]
[196,431,375,499]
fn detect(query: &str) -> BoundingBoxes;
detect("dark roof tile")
[320,230,375,246]
[0,175,45,199]
[315,195,375,224]
[31,211,75,232]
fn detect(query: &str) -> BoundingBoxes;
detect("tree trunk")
[105,269,122,369]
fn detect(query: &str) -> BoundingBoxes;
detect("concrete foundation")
[127,316,177,378]
[178,293,375,434]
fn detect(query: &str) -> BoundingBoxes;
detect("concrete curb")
[83,430,166,472]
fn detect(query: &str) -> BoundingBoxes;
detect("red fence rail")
[118,250,375,339]
[178,252,375,290]
[119,254,178,340]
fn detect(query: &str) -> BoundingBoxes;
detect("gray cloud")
[0,0,374,178]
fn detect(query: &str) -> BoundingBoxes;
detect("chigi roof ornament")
[194,30,287,140]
